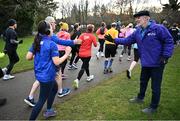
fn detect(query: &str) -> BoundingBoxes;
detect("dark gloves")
[160,57,168,65]
[19,40,23,44]
[104,34,114,43]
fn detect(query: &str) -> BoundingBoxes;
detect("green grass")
[40,47,180,120]
[0,36,34,73]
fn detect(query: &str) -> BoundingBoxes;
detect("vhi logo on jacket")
[147,32,156,36]
[84,35,90,40]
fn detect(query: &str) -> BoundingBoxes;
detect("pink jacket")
[96,28,108,39]
[56,31,70,51]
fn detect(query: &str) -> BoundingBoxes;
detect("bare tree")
[159,0,180,24]
[100,4,108,21]
[84,0,89,25]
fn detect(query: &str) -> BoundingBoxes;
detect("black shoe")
[126,70,131,79]
[103,69,108,74]
[129,97,144,104]
[108,68,113,73]
[0,98,7,106]
[142,107,157,114]
[24,97,36,107]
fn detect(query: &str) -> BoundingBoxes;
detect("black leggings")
[134,49,140,62]
[58,51,67,74]
[29,81,58,120]
[121,45,131,56]
[6,50,19,74]
[98,39,105,52]
[77,57,91,80]
[69,45,80,65]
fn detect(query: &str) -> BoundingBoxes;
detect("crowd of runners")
[0,10,179,120]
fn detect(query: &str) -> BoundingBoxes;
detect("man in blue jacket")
[105,10,174,114]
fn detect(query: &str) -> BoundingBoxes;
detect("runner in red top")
[73,24,97,89]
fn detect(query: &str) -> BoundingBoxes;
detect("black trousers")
[58,51,67,74]
[69,45,80,65]
[137,65,165,109]
[77,57,91,80]
[98,39,105,52]
[121,45,131,56]
[6,50,19,74]
[29,81,58,120]
[133,49,139,62]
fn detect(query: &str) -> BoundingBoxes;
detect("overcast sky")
[53,0,173,18]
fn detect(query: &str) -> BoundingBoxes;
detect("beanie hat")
[8,19,16,26]
[59,22,69,30]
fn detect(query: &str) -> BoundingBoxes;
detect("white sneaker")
[100,52,104,57]
[3,74,15,80]
[119,55,123,61]
[2,68,7,75]
[72,63,78,69]
[73,79,79,89]
[86,75,94,82]
[127,56,131,61]
[96,52,100,59]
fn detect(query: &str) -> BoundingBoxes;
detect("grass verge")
[39,47,180,120]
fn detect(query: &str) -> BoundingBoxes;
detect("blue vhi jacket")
[115,21,174,67]
[29,36,59,82]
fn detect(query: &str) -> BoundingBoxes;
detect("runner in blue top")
[105,10,174,114]
[24,16,82,107]
[27,20,71,120]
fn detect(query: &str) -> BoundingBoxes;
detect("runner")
[73,24,97,89]
[96,22,107,59]
[28,20,71,120]
[57,22,70,79]
[68,23,81,70]
[2,19,23,80]
[24,16,81,107]
[119,23,134,61]
[103,22,118,74]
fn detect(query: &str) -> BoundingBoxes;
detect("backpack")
[100,27,105,35]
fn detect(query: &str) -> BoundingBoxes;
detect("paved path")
[0,46,133,120]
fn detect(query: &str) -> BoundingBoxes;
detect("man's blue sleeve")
[115,32,136,45]
[51,34,74,46]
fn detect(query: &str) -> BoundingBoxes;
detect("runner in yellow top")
[103,22,118,74]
